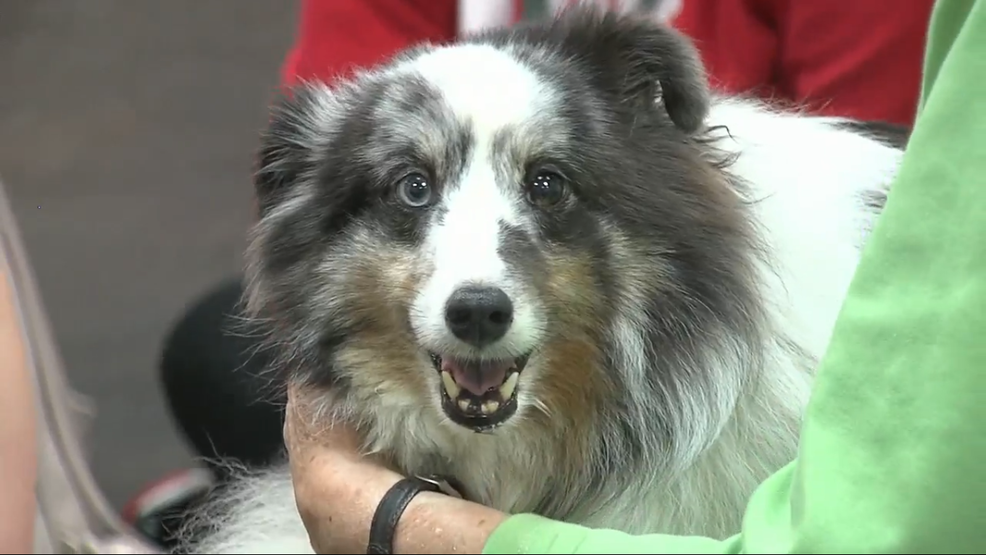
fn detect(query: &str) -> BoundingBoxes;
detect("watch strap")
[366,476,448,554]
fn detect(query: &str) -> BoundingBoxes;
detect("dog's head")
[247,9,761,446]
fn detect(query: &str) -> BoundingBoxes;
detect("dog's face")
[248,10,759,442]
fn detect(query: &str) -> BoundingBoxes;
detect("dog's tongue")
[441,358,512,396]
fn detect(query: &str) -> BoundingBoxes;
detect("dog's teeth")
[498,372,519,400]
[441,371,460,398]
[458,399,471,412]
[481,400,500,414]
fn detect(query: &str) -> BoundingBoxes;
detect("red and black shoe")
[123,468,215,551]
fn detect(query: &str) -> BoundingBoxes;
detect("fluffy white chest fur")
[187,98,902,554]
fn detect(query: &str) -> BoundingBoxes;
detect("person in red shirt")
[140,0,931,549]
[281,0,932,126]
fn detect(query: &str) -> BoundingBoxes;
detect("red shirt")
[672,0,934,127]
[281,0,459,87]
[281,0,931,127]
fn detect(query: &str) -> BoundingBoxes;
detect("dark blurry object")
[159,278,284,479]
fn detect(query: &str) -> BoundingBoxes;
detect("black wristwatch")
[366,475,463,555]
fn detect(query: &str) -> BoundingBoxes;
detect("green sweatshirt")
[483,0,986,552]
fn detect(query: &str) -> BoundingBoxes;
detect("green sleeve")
[484,0,986,552]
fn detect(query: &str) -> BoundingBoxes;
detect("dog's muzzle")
[428,284,532,432]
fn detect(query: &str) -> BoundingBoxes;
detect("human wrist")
[394,490,506,554]
[331,460,405,554]
[349,469,456,554]
[346,466,505,554]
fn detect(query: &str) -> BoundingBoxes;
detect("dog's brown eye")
[397,172,433,208]
[525,169,567,207]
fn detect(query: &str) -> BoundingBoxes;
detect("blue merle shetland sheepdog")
[184,7,905,553]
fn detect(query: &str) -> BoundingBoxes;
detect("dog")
[182,7,905,553]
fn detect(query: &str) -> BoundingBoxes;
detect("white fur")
[410,172,547,360]
[405,45,552,361]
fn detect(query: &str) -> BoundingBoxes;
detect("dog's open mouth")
[429,352,530,432]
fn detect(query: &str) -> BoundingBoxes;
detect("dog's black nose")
[444,286,514,347]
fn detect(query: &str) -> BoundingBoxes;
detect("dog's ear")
[254,86,335,216]
[553,8,711,134]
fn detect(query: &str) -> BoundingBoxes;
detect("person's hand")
[283,385,404,554]
[283,385,507,554]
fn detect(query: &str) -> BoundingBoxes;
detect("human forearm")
[286,384,730,555]
[395,485,506,554]
[0,272,38,553]
[303,457,505,554]
[304,454,734,555]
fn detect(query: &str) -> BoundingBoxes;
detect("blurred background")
[0,0,298,508]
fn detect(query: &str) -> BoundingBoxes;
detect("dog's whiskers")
[531,398,553,419]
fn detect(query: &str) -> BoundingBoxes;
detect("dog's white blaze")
[405,43,547,141]
[412,152,543,356]
[407,45,548,356]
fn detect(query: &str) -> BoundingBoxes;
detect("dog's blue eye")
[397,173,432,208]
[526,170,567,207]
